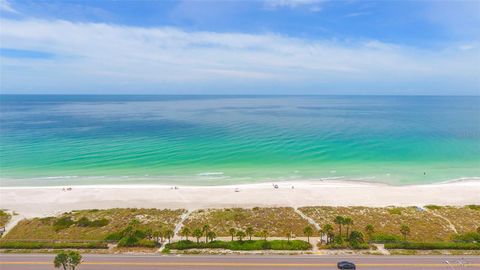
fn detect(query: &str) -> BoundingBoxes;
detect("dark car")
[337,261,356,269]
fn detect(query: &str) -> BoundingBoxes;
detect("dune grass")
[3,208,186,241]
[299,206,456,242]
[426,206,480,234]
[183,207,311,237]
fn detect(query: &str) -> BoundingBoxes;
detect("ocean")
[0,95,479,186]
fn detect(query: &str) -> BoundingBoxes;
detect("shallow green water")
[0,95,479,186]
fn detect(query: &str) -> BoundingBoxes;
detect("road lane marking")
[1,262,480,267]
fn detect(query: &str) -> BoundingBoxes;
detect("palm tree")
[318,228,325,244]
[344,217,353,238]
[153,231,161,243]
[322,224,334,244]
[158,226,165,242]
[327,231,335,244]
[303,226,313,243]
[365,224,374,241]
[400,224,410,241]
[165,229,174,243]
[180,227,191,241]
[260,229,268,241]
[145,228,153,240]
[334,216,345,238]
[236,230,246,241]
[193,228,203,243]
[286,232,292,243]
[207,231,216,242]
[246,226,254,241]
[229,228,236,241]
[202,224,210,243]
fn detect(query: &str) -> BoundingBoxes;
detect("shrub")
[319,242,370,250]
[105,232,123,241]
[0,241,107,249]
[165,240,311,251]
[332,235,344,244]
[425,205,442,210]
[76,217,90,227]
[348,231,365,246]
[466,205,480,211]
[385,242,480,250]
[452,232,480,243]
[90,218,109,227]
[76,217,109,228]
[136,239,157,248]
[53,217,74,231]
[108,226,155,247]
[54,251,82,270]
[388,208,403,215]
[370,233,402,243]
[117,236,139,247]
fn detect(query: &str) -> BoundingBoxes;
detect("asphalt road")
[1,254,479,270]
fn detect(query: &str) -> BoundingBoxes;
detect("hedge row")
[385,242,480,250]
[166,240,311,251]
[0,241,108,249]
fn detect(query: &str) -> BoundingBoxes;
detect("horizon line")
[1,93,480,97]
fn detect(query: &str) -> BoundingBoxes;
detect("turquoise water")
[0,95,479,186]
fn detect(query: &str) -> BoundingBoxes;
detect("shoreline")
[1,176,479,189]
[1,179,479,218]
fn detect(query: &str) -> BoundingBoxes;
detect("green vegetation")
[193,228,203,243]
[52,216,111,231]
[320,242,370,250]
[370,233,403,243]
[184,207,310,237]
[365,224,374,241]
[317,216,369,250]
[467,205,480,211]
[0,210,11,227]
[54,251,82,270]
[400,224,411,241]
[180,227,190,240]
[165,239,311,251]
[299,206,462,241]
[424,205,442,210]
[303,226,313,243]
[76,217,109,228]
[388,208,403,215]
[53,217,75,231]
[452,231,480,243]
[385,242,480,250]
[0,241,107,249]
[427,206,480,234]
[4,208,186,241]
[236,230,246,241]
[3,205,478,253]
[105,222,156,248]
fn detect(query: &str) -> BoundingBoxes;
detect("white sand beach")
[1,179,479,218]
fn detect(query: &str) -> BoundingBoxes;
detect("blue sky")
[0,0,479,95]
